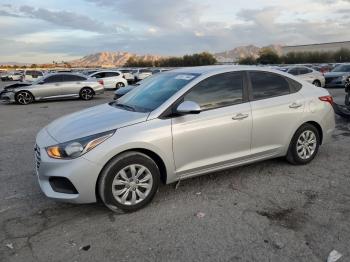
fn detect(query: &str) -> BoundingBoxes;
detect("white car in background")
[89,70,128,90]
[132,68,152,82]
[1,71,23,81]
[280,66,325,87]
[118,69,136,83]
[22,70,44,82]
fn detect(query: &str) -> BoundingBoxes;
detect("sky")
[0,0,350,63]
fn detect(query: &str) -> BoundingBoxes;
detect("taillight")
[319,95,333,105]
[98,80,104,85]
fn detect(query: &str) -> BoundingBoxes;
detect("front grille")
[34,144,41,170]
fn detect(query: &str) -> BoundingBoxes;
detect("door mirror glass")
[176,101,201,115]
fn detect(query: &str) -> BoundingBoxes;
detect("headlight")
[5,88,14,92]
[46,130,115,159]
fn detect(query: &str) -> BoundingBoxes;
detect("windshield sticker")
[175,74,195,80]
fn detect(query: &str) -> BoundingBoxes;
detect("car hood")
[324,72,348,78]
[4,82,32,90]
[46,103,149,143]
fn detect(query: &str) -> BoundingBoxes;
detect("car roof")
[168,65,291,75]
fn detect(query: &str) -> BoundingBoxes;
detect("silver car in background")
[0,73,104,105]
[35,66,335,212]
[280,66,326,87]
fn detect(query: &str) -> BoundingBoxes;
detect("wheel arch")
[95,148,168,201]
[15,90,35,101]
[298,121,323,145]
[80,86,95,95]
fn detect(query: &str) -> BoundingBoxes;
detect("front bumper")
[35,128,102,203]
[0,90,15,103]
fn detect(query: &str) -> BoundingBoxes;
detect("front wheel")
[98,152,160,212]
[15,91,34,105]
[286,124,320,165]
[79,87,94,100]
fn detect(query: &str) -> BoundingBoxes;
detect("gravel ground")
[0,81,349,262]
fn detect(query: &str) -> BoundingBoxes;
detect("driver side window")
[184,72,244,111]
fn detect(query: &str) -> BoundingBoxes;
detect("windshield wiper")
[115,103,136,112]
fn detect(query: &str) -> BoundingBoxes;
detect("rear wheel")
[98,152,160,212]
[15,91,34,105]
[286,124,320,165]
[116,82,125,89]
[312,80,321,87]
[79,87,94,100]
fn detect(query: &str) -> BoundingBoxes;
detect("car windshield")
[114,72,200,112]
[332,65,350,72]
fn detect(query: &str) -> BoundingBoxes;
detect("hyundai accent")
[35,66,335,211]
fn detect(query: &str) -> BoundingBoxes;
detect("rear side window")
[249,71,290,100]
[105,72,120,77]
[92,72,105,78]
[299,67,312,74]
[184,72,244,110]
[288,68,299,75]
[61,74,86,81]
[44,75,62,83]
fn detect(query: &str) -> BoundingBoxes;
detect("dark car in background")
[324,64,350,88]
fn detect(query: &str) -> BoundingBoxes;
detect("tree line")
[124,52,217,67]
[239,48,350,65]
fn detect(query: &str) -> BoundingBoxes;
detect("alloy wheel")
[16,91,33,105]
[111,164,153,206]
[81,88,93,100]
[296,130,317,160]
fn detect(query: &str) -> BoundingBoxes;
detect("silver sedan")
[35,66,335,212]
[0,73,104,105]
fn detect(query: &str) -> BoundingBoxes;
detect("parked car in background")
[279,66,325,87]
[22,70,44,82]
[132,68,152,81]
[118,69,136,83]
[0,73,104,105]
[0,71,22,81]
[324,64,350,88]
[34,66,335,211]
[89,70,128,90]
[151,68,170,74]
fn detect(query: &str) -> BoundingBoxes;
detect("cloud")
[85,0,205,29]
[0,4,124,33]
[1,0,350,63]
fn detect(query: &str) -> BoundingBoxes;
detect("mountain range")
[67,45,283,67]
[69,51,163,68]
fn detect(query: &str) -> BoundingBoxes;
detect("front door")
[171,71,252,177]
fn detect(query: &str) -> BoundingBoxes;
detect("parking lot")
[0,80,349,262]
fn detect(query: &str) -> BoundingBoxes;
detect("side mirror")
[176,101,201,115]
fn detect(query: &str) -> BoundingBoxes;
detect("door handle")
[232,113,249,120]
[289,102,303,109]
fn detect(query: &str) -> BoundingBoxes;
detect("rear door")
[32,75,63,99]
[172,71,252,176]
[248,71,304,157]
[60,74,87,96]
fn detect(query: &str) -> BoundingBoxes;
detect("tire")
[79,87,94,100]
[286,124,320,165]
[15,91,34,105]
[116,82,125,89]
[312,80,321,87]
[98,152,160,212]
